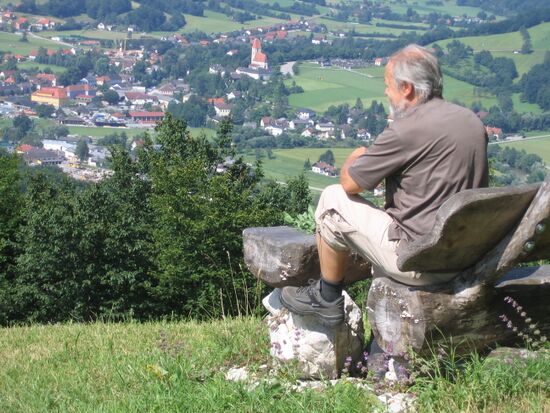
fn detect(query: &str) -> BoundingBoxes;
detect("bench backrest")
[397,184,541,273]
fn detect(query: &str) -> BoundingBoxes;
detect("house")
[15,17,29,31]
[209,64,225,76]
[128,111,164,123]
[97,23,105,30]
[289,119,312,130]
[374,57,385,66]
[226,49,238,56]
[296,108,316,120]
[226,91,241,100]
[124,92,158,106]
[486,126,503,140]
[22,148,65,166]
[315,121,335,132]
[311,161,337,176]
[31,87,68,108]
[35,73,57,87]
[65,84,96,99]
[213,102,233,117]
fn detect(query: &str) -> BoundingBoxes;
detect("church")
[235,38,272,80]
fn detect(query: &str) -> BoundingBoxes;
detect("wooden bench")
[244,172,550,358]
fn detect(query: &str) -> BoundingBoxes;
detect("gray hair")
[389,44,443,103]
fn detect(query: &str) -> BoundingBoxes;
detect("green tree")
[35,104,55,118]
[144,114,280,317]
[13,114,32,136]
[102,90,120,105]
[319,149,335,165]
[0,152,23,324]
[76,140,89,162]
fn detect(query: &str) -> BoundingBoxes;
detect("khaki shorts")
[315,184,457,286]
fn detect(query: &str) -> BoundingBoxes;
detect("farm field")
[434,22,550,76]
[287,63,386,112]
[373,0,487,17]
[17,61,66,74]
[288,62,540,114]
[45,29,136,41]
[0,31,69,55]
[181,10,286,34]
[498,136,550,164]
[66,126,216,140]
[315,17,429,36]
[245,147,355,191]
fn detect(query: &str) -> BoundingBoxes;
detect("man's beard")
[389,100,408,119]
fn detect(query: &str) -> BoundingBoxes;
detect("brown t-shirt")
[348,98,488,253]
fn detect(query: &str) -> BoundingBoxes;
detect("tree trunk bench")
[243,172,550,370]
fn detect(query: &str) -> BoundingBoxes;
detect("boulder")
[243,226,371,288]
[263,288,364,379]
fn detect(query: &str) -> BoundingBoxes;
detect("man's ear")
[401,82,414,99]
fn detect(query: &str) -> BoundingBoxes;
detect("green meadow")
[1,319,549,413]
[287,63,386,112]
[246,147,355,191]
[0,31,69,55]
[16,61,66,74]
[373,0,487,17]
[66,126,216,140]
[498,136,550,164]
[434,22,550,76]
[181,10,287,34]
[288,61,541,114]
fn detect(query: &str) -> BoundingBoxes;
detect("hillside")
[1,319,549,412]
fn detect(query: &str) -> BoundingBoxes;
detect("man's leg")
[316,233,347,302]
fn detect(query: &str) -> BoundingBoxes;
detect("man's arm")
[340,147,368,194]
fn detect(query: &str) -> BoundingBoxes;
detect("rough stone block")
[243,226,371,288]
[263,289,364,379]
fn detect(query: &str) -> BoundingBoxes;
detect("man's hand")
[340,147,368,194]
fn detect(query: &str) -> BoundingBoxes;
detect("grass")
[288,62,541,114]
[16,61,66,74]
[0,318,380,412]
[1,319,549,412]
[287,63,386,112]
[372,0,489,17]
[433,22,550,76]
[180,10,288,34]
[0,31,69,55]
[498,135,550,164]
[245,147,354,191]
[66,125,216,140]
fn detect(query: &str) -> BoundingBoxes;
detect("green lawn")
[1,320,549,412]
[245,147,355,191]
[0,32,69,55]
[180,10,288,34]
[434,22,550,76]
[372,0,489,17]
[45,29,134,41]
[17,61,66,74]
[67,126,216,140]
[288,62,540,114]
[288,63,386,112]
[498,135,550,164]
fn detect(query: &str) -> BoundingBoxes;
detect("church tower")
[250,38,268,70]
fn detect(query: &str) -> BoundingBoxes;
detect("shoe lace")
[296,278,318,294]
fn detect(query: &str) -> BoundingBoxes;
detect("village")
[0,6,524,182]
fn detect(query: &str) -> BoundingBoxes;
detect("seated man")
[280,44,488,327]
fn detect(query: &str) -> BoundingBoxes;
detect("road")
[280,61,296,76]
[489,133,550,145]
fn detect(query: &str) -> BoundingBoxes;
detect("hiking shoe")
[280,279,345,327]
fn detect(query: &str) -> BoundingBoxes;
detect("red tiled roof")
[129,111,164,117]
[253,52,267,63]
[36,73,57,81]
[33,87,67,99]
[65,84,92,92]
[252,38,261,49]
[207,97,225,105]
[16,144,33,152]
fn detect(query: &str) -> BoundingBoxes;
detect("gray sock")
[320,277,343,302]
